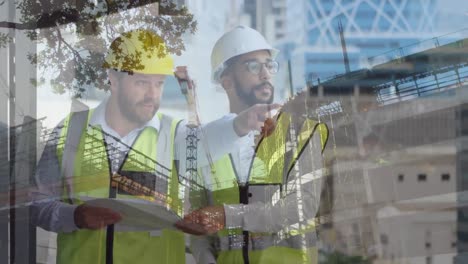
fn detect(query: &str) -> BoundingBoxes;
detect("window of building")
[380,234,388,244]
[426,256,432,264]
[398,174,404,182]
[418,174,427,182]
[441,173,450,181]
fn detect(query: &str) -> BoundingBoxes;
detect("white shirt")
[222,130,256,185]
[32,96,241,233]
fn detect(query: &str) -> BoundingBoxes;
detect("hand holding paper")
[74,204,122,229]
[83,198,181,231]
[176,205,225,235]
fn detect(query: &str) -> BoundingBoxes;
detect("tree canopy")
[0,0,197,97]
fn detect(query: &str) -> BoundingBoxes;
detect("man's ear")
[221,75,234,92]
[108,71,119,92]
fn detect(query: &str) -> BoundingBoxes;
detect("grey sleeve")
[30,122,79,233]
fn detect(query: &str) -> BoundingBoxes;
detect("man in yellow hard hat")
[31,29,279,264]
[181,26,329,264]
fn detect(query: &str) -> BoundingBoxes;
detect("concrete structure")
[301,37,468,264]
[242,0,288,43]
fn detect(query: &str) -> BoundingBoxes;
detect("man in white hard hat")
[31,29,280,264]
[182,26,329,264]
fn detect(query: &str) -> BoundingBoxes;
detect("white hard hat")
[211,25,279,83]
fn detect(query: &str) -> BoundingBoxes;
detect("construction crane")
[174,66,214,212]
[174,66,200,185]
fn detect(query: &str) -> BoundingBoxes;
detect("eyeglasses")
[244,60,279,75]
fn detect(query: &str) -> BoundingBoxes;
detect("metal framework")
[303,0,437,46]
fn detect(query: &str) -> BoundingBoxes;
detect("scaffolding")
[0,118,206,215]
[304,37,468,260]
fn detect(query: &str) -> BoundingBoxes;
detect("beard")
[233,78,274,107]
[117,83,159,125]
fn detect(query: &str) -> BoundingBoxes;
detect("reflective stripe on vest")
[56,110,185,264]
[206,113,329,264]
[218,231,318,251]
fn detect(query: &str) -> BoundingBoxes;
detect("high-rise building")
[237,0,288,43]
[278,0,447,92]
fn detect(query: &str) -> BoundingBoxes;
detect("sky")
[33,0,468,128]
[36,1,232,129]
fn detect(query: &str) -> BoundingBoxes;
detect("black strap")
[239,185,250,264]
[106,175,117,264]
[103,133,117,264]
[105,225,114,264]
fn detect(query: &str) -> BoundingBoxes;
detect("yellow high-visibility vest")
[205,112,329,264]
[55,110,185,264]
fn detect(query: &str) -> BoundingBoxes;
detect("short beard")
[233,77,274,107]
[117,83,157,125]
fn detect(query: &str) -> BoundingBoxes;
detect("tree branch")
[0,21,35,30]
[55,26,85,65]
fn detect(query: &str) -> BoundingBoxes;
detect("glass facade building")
[278,0,442,92]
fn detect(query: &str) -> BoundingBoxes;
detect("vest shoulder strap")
[61,110,90,179]
[156,113,181,170]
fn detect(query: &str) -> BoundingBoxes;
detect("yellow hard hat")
[103,29,174,75]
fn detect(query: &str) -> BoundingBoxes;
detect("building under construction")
[295,35,468,264]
